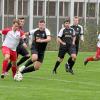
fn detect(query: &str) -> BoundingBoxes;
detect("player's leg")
[6,61,12,73]
[65,45,76,74]
[19,52,38,73]
[10,50,18,77]
[20,52,44,74]
[1,46,10,78]
[21,61,42,74]
[84,47,100,65]
[16,46,30,66]
[52,46,66,74]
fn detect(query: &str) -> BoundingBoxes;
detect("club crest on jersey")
[70,30,72,33]
[77,28,79,31]
[42,33,45,37]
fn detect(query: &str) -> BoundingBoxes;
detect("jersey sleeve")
[79,25,84,35]
[57,28,64,37]
[29,28,38,35]
[2,28,11,35]
[20,31,25,37]
[98,34,100,40]
[45,28,51,36]
[72,29,76,37]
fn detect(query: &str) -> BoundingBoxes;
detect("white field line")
[32,76,100,87]
[0,76,100,93]
[0,83,100,94]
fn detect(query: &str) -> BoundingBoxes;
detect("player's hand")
[80,35,84,42]
[0,30,2,35]
[23,43,28,48]
[62,42,66,45]
[36,38,43,43]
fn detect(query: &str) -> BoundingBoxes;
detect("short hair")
[13,19,20,25]
[74,16,79,19]
[39,19,45,23]
[64,17,70,23]
[18,17,25,20]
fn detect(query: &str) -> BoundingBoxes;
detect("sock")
[53,61,60,71]
[11,66,17,77]
[17,56,30,66]
[21,66,35,74]
[86,57,94,61]
[6,61,12,72]
[25,59,33,67]
[68,57,75,69]
[2,60,8,74]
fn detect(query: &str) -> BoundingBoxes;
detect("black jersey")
[58,27,75,45]
[30,28,50,52]
[71,24,83,44]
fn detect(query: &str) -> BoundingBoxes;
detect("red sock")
[12,66,17,77]
[2,60,8,74]
[86,57,94,61]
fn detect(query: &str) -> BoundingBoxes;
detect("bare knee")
[71,54,77,61]
[4,54,10,60]
[31,54,38,62]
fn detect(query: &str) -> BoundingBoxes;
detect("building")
[0,0,100,35]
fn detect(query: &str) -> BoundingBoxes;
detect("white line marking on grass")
[0,84,100,94]
[31,76,100,87]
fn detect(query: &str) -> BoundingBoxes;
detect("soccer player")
[65,16,84,73]
[52,18,76,74]
[17,19,51,76]
[6,17,30,74]
[84,34,100,65]
[1,19,26,79]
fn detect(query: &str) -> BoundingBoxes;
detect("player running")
[16,19,51,77]
[84,33,100,65]
[6,17,30,74]
[52,18,76,74]
[0,19,26,79]
[65,16,84,74]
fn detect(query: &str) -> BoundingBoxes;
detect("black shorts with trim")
[31,45,45,63]
[58,44,76,59]
[16,45,29,56]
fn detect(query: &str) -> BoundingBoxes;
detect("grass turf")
[0,51,100,100]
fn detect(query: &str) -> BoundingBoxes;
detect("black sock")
[53,61,60,71]
[21,66,35,74]
[17,56,30,66]
[6,62,12,72]
[68,57,75,69]
[25,59,33,67]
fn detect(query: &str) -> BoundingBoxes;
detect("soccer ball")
[14,72,23,81]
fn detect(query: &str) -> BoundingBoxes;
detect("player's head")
[38,19,45,31]
[12,19,20,31]
[18,17,25,27]
[64,17,70,28]
[73,16,79,25]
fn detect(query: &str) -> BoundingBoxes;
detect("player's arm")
[80,25,84,42]
[98,34,100,41]
[36,29,51,43]
[57,28,66,45]
[0,28,10,35]
[57,37,66,45]
[21,32,28,48]
[36,35,51,43]
[72,29,76,45]
[25,32,30,36]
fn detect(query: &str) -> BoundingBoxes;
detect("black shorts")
[31,45,45,63]
[58,44,76,59]
[17,45,29,56]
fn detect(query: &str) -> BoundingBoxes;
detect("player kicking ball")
[0,19,26,79]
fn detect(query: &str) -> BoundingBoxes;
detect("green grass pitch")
[0,51,100,100]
